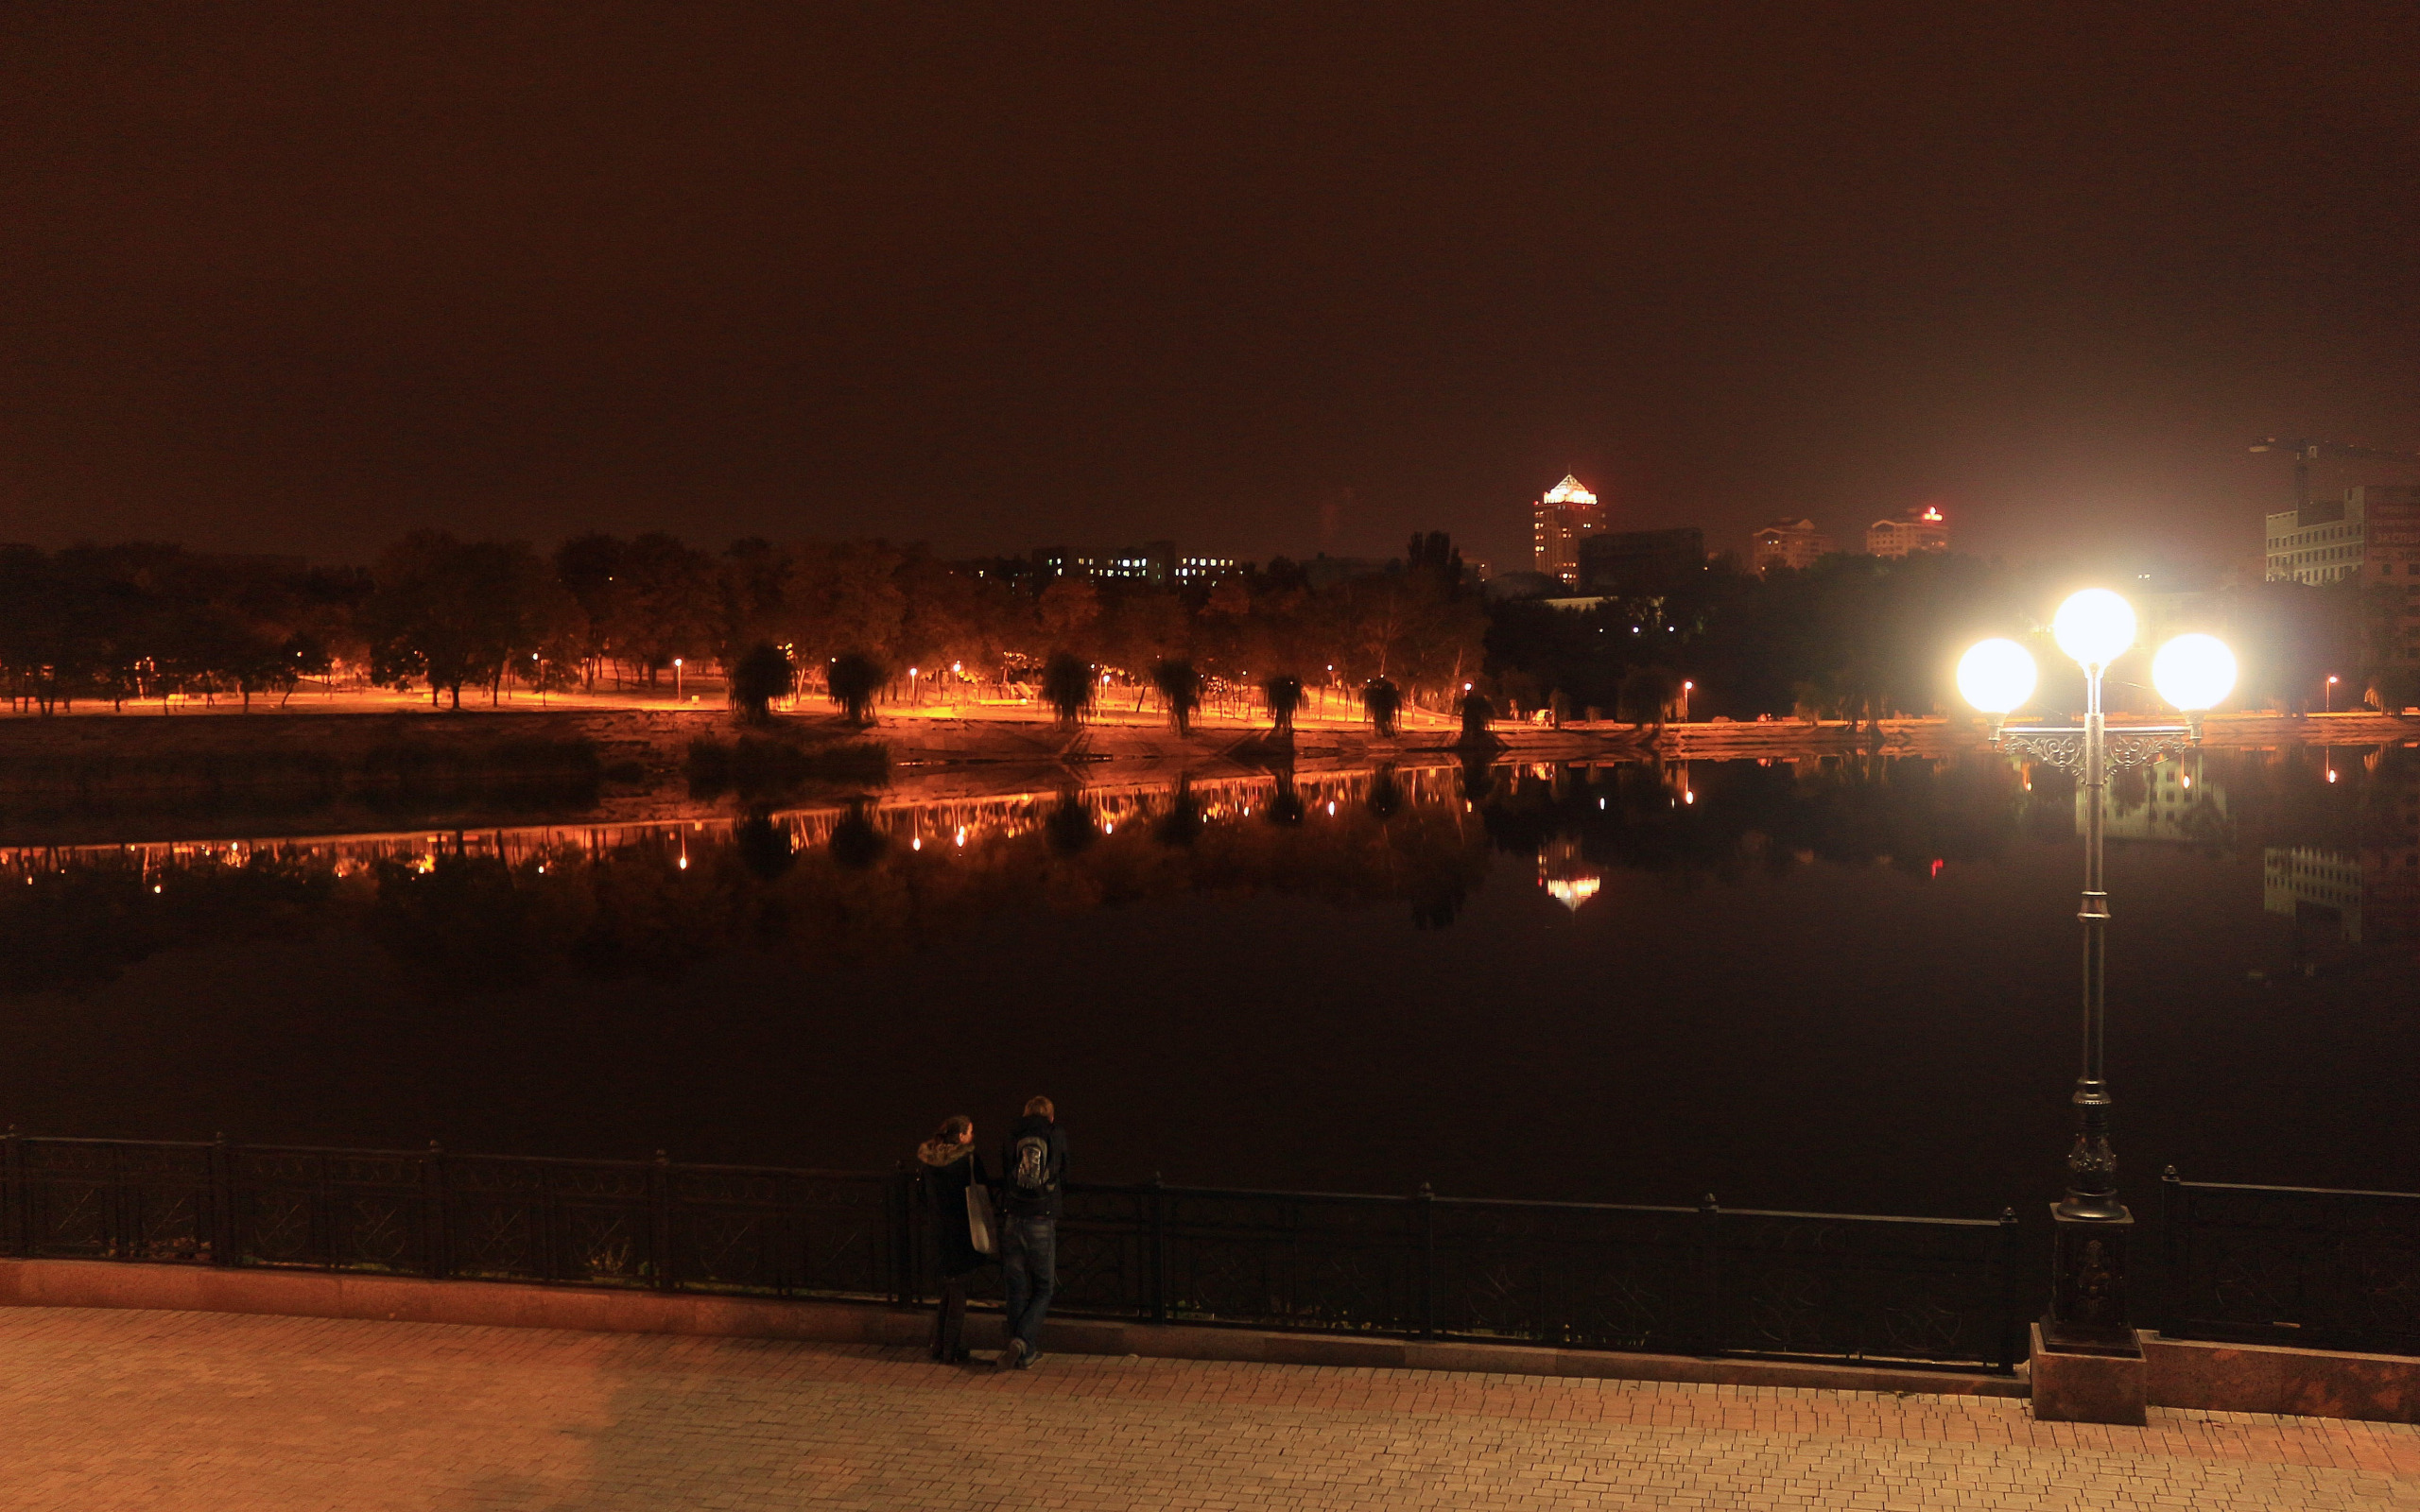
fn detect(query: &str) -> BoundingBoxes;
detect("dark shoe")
[994,1342,1024,1371]
[945,1347,973,1365]
[1014,1348,1043,1369]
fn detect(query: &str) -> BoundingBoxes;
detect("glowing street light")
[1955,638,2037,717]
[673,657,684,701]
[1958,590,2236,1380]
[1680,679,1694,722]
[2325,674,2340,713]
[2151,635,2237,715]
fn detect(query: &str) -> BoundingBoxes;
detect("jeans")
[999,1214,1057,1351]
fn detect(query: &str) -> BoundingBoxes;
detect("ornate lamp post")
[1958,593,2237,1358]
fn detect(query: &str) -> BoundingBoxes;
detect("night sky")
[6,4,2418,572]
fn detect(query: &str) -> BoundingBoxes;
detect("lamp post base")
[2044,1204,2135,1354]
[2029,1321,2148,1424]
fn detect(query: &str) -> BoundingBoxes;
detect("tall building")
[1531,474,1604,586]
[1750,518,1834,574]
[1865,506,1948,558]
[2266,485,2420,665]
[1578,528,1705,598]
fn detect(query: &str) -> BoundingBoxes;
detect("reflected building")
[2094,753,2228,845]
[2258,751,2420,949]
[1537,834,1601,911]
[2265,848,2366,941]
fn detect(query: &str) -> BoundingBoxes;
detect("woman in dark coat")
[915,1114,990,1363]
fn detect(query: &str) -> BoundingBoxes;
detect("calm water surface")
[3,746,2413,1221]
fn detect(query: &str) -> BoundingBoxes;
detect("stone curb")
[0,1258,2024,1398]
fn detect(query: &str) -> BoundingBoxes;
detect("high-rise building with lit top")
[1532,474,1604,586]
[1865,507,1947,558]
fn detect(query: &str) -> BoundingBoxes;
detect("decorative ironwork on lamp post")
[1958,598,2238,1355]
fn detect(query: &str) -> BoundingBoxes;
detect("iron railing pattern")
[0,1134,2027,1370]
[2160,1169,2420,1356]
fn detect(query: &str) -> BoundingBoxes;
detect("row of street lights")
[1955,592,2236,1365]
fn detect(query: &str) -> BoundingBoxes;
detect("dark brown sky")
[5,3,2417,573]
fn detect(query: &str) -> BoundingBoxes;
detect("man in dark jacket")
[994,1095,1067,1370]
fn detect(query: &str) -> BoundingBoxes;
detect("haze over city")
[6,5,2419,574]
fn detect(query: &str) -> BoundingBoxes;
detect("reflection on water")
[7,744,2411,997]
[0,742,2412,1210]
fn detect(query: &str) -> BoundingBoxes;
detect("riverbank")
[1,705,2408,848]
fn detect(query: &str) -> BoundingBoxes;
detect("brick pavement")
[0,1306,2414,1509]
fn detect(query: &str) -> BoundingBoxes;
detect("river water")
[2,744,2412,1221]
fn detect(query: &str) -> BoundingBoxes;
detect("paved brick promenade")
[1,1307,2415,1509]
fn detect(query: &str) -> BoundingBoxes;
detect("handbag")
[963,1161,998,1257]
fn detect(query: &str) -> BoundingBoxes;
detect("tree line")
[1,529,2395,719]
[0,531,1487,715]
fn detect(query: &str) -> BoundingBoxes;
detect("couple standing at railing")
[914,1096,1068,1369]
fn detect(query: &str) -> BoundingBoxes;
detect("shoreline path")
[2,1307,2415,1509]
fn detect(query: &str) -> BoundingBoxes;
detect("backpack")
[1011,1130,1056,1199]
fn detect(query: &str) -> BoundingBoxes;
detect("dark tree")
[730,642,795,723]
[1042,650,1095,728]
[1361,676,1403,737]
[1151,658,1203,734]
[826,650,885,725]
[1262,673,1304,736]
[1458,689,1495,741]
[1619,665,1677,727]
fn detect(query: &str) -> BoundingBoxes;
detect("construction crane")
[2250,437,2420,511]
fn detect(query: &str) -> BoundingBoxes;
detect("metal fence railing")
[0,1132,2031,1372]
[2159,1167,2420,1357]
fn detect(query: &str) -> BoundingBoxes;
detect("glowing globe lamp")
[2051,589,2137,667]
[1956,638,2037,714]
[2152,633,2237,712]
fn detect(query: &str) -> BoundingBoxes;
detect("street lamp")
[1681,679,1694,722]
[1959,592,2236,1364]
[2325,674,2339,713]
[908,666,920,705]
[673,658,683,701]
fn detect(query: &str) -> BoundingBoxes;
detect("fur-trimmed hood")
[917,1139,977,1168]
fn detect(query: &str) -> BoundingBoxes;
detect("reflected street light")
[1959,591,2236,1375]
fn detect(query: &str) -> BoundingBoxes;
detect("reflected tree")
[1154,775,1203,847]
[1045,790,1098,854]
[828,800,888,868]
[735,811,795,880]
